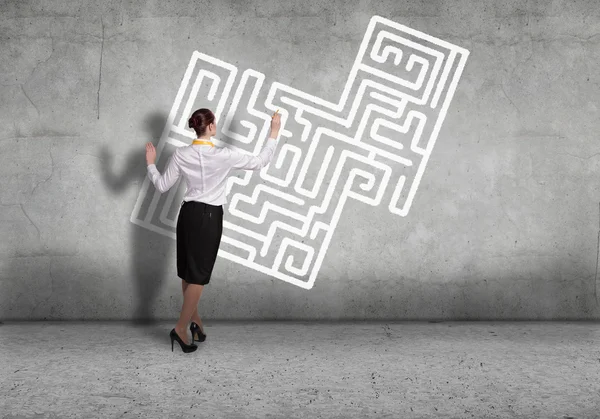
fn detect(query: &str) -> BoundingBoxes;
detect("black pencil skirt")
[176,200,223,285]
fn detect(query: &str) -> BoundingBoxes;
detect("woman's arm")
[147,149,182,193]
[226,112,281,170]
[226,136,278,171]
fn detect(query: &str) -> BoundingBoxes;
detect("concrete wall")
[2,0,599,320]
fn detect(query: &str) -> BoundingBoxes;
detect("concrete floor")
[1,321,599,418]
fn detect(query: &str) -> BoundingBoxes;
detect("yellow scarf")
[192,140,214,147]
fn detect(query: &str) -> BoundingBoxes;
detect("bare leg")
[174,282,203,344]
[182,279,204,331]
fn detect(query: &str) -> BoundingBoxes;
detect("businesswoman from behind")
[145,108,281,353]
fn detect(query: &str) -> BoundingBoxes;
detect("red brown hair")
[188,108,215,137]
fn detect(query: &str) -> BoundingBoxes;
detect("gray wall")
[2,0,599,320]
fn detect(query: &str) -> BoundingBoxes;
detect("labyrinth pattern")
[130,15,470,289]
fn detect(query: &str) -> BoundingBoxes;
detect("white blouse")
[147,137,278,205]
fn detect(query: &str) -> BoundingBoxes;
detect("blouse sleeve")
[226,137,278,171]
[147,150,182,193]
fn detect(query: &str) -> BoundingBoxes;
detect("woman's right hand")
[270,112,281,137]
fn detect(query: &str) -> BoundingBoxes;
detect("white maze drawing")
[130,15,470,289]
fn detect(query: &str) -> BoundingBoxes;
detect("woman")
[145,108,281,353]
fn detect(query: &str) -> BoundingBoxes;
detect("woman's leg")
[182,279,204,329]
[174,283,203,344]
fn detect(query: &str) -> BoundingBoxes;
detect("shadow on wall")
[0,112,176,342]
[0,111,175,332]
[98,111,173,325]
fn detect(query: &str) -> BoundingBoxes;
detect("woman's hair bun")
[188,109,215,137]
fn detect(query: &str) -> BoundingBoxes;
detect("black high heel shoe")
[170,328,198,353]
[190,322,206,343]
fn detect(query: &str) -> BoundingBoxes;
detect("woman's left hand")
[146,142,156,165]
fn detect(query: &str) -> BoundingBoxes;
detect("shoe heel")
[190,322,206,343]
[170,328,197,353]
